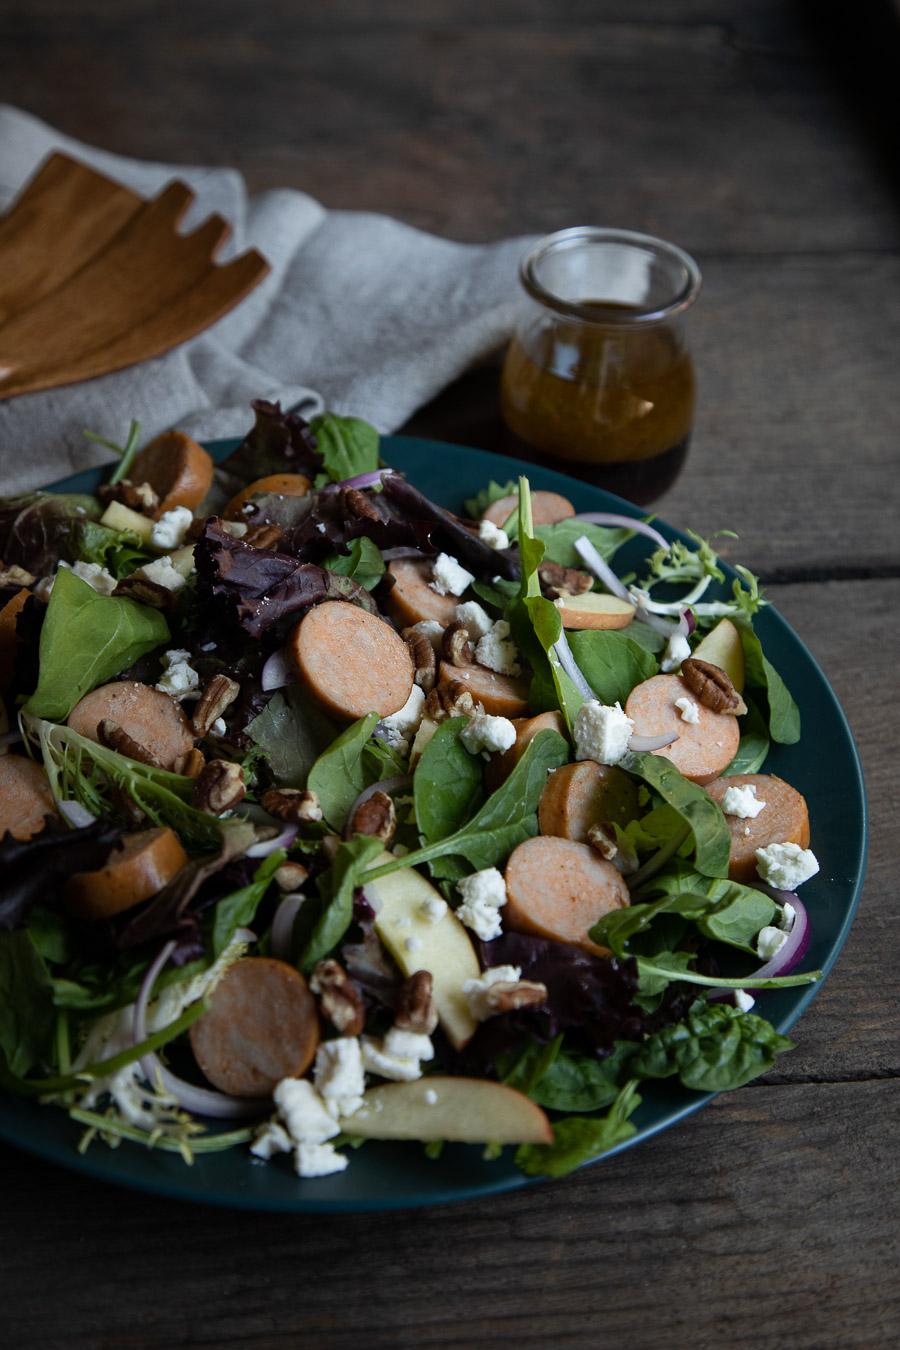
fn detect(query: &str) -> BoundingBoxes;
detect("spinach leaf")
[0,930,57,1076]
[471,576,519,612]
[296,835,385,971]
[630,1001,795,1090]
[211,850,286,957]
[307,712,380,830]
[736,621,800,745]
[618,749,731,878]
[321,536,385,593]
[567,628,658,706]
[69,519,153,579]
[697,885,776,951]
[530,1042,638,1112]
[246,686,337,789]
[724,693,770,774]
[497,1034,564,1097]
[515,1080,641,1177]
[25,569,170,720]
[463,480,517,521]
[590,889,714,957]
[534,519,633,569]
[309,412,380,484]
[413,719,484,854]
[635,949,696,999]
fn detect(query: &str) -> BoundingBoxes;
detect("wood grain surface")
[0,1,897,1347]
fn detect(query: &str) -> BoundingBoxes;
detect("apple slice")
[99,500,155,544]
[689,617,745,693]
[556,592,636,630]
[364,854,480,1049]
[340,1077,553,1144]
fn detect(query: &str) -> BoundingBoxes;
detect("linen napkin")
[0,104,532,495]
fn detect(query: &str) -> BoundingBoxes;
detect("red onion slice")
[342,774,414,841]
[0,728,22,750]
[322,468,394,493]
[627,731,680,752]
[572,536,632,603]
[245,823,298,858]
[573,513,669,551]
[59,799,98,828]
[269,893,307,962]
[709,895,811,1003]
[552,629,594,701]
[261,647,296,692]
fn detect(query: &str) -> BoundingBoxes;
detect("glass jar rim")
[520,226,702,325]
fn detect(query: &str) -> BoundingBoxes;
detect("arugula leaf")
[515,1080,641,1177]
[568,629,658,706]
[246,686,337,790]
[463,480,517,521]
[296,835,385,971]
[629,1001,795,1090]
[0,930,57,1076]
[309,412,380,484]
[724,693,770,774]
[618,750,731,878]
[736,621,800,745]
[530,1042,639,1112]
[320,536,385,593]
[307,712,380,830]
[25,569,170,720]
[534,519,633,569]
[211,850,286,957]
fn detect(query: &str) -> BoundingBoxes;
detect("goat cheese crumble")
[455,867,507,940]
[674,696,700,724]
[460,711,516,758]
[149,505,194,552]
[462,965,522,1021]
[722,783,767,819]
[573,700,634,766]
[755,841,820,889]
[430,552,474,597]
[477,518,510,550]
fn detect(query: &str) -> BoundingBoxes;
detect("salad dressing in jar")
[499,228,701,504]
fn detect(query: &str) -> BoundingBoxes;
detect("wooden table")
[2,3,897,1346]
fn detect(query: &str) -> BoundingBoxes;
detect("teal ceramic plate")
[0,435,868,1212]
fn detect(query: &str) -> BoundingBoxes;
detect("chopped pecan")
[405,629,436,694]
[112,576,179,611]
[110,785,147,826]
[394,970,438,1035]
[338,486,380,523]
[97,718,164,769]
[423,679,478,722]
[191,759,246,815]
[97,479,160,515]
[349,790,396,844]
[681,658,747,715]
[484,979,548,1015]
[310,958,366,1037]
[191,674,240,737]
[243,522,284,550]
[260,788,324,824]
[586,822,618,861]
[173,747,206,778]
[538,560,594,600]
[441,620,472,668]
[275,860,310,892]
[0,561,36,589]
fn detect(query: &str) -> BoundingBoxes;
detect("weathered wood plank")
[1,1079,897,1349]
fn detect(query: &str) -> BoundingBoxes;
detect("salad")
[0,402,823,1183]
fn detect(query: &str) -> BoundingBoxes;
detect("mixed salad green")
[0,402,822,1181]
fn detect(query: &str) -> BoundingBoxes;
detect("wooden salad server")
[0,152,269,399]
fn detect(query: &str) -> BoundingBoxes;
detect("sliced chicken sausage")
[0,753,58,839]
[130,430,214,519]
[0,587,30,692]
[705,773,811,883]
[383,559,461,629]
[504,835,630,955]
[624,673,740,785]
[438,660,531,719]
[64,826,190,919]
[481,490,575,529]
[485,711,567,792]
[189,957,320,1097]
[67,681,194,771]
[538,760,640,842]
[289,601,414,721]
[222,473,312,522]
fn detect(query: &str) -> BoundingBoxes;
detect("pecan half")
[173,747,206,778]
[394,970,438,1035]
[405,629,436,694]
[538,560,594,600]
[275,860,310,892]
[310,958,366,1037]
[191,674,240,737]
[441,620,472,668]
[349,790,396,844]
[260,788,324,824]
[484,979,548,1015]
[243,522,284,550]
[97,717,164,769]
[97,479,160,515]
[338,486,380,523]
[191,759,246,815]
[112,576,179,611]
[423,679,478,722]
[0,561,36,589]
[681,658,747,715]
[586,822,618,861]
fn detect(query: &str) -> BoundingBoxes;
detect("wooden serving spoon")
[0,152,269,399]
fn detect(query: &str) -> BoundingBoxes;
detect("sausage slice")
[481,490,575,529]
[0,753,58,839]
[504,835,630,955]
[289,601,414,721]
[189,957,320,1097]
[437,660,531,718]
[130,431,214,519]
[705,773,811,883]
[538,761,639,842]
[624,673,740,785]
[383,559,461,629]
[64,826,189,919]
[67,681,194,771]
[222,473,312,522]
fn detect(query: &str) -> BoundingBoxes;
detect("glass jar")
[499,227,701,503]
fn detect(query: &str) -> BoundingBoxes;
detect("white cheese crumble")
[755,841,820,890]
[734,989,756,1013]
[361,1029,434,1082]
[573,700,634,766]
[135,557,187,593]
[419,895,447,924]
[409,619,445,652]
[210,717,227,736]
[295,1142,349,1178]
[756,926,788,961]
[58,559,117,596]
[674,696,700,724]
[149,505,194,552]
[313,1037,366,1120]
[462,965,522,1021]
[477,518,510,550]
[405,935,423,954]
[430,552,475,597]
[155,648,201,701]
[475,619,521,676]
[777,901,797,932]
[459,711,517,759]
[455,867,507,941]
[454,600,494,642]
[273,1078,340,1144]
[424,1088,438,1105]
[660,632,692,673]
[250,1121,292,1160]
[721,783,767,819]
[377,684,426,753]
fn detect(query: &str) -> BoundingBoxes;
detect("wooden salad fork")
[0,152,269,399]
